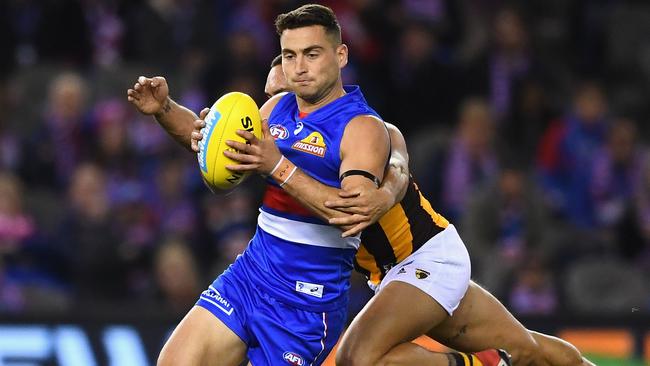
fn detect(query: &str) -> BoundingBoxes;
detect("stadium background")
[0,0,649,365]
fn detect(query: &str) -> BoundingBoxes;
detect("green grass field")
[586,354,649,366]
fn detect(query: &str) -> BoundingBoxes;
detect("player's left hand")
[190,108,210,153]
[223,119,282,175]
[325,185,395,237]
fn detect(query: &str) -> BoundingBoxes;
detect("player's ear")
[336,44,348,68]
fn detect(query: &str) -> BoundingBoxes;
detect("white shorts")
[376,224,471,315]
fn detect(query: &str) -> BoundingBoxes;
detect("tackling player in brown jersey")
[260,55,595,366]
[131,44,594,366]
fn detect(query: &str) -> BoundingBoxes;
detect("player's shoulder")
[343,115,389,143]
[346,114,387,134]
[260,92,291,119]
[348,114,384,126]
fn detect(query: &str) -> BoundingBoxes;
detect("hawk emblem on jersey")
[415,269,430,279]
[270,124,289,140]
[292,131,327,157]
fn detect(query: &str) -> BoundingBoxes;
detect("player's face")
[280,25,347,104]
[265,65,289,98]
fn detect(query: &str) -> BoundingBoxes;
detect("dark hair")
[270,54,282,68]
[275,4,341,44]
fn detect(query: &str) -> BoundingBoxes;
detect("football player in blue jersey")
[129,3,588,365]
[129,4,392,366]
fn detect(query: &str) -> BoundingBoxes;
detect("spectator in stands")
[0,172,70,313]
[464,6,541,123]
[590,118,647,260]
[149,156,198,240]
[508,256,558,315]
[21,72,89,189]
[0,85,22,172]
[57,163,126,305]
[0,172,35,256]
[537,81,609,228]
[153,237,201,315]
[500,79,555,164]
[462,161,551,297]
[425,98,498,222]
[387,21,462,134]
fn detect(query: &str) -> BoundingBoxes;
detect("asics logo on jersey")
[294,121,304,135]
[292,131,327,157]
[283,351,305,365]
[295,281,324,298]
[270,124,289,140]
[415,269,430,279]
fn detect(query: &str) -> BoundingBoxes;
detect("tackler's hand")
[191,108,210,153]
[127,76,170,116]
[325,186,395,237]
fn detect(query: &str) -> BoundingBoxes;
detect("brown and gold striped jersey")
[355,176,449,285]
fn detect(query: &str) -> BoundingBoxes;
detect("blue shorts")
[196,268,347,366]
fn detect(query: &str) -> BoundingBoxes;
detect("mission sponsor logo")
[292,131,326,157]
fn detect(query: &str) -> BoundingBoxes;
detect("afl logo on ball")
[270,124,289,140]
[283,351,304,365]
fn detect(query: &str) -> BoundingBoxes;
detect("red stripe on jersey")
[263,184,315,217]
[298,111,309,119]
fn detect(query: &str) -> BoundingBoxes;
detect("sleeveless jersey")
[240,85,382,312]
[356,176,450,286]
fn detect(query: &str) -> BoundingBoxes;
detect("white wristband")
[269,155,286,176]
[280,166,298,187]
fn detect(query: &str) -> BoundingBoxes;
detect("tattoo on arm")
[161,98,172,114]
[155,98,172,118]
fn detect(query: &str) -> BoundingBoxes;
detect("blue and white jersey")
[239,85,382,312]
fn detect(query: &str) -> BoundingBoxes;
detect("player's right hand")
[127,76,169,115]
[325,186,394,237]
[190,108,210,152]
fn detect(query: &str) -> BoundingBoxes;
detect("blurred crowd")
[1,0,649,318]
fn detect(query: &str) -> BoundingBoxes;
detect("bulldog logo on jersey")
[292,131,327,157]
[415,269,430,279]
[270,124,289,140]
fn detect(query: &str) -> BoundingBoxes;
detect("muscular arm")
[153,97,199,151]
[324,122,410,232]
[127,76,197,152]
[153,97,198,151]
[380,123,410,205]
[273,116,391,226]
[224,101,390,234]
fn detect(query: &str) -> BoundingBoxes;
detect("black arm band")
[340,170,381,187]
